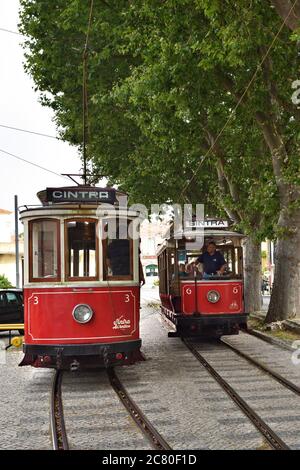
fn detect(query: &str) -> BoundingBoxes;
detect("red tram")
[19,186,143,369]
[157,219,248,337]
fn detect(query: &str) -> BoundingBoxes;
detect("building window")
[65,219,98,280]
[146,264,158,277]
[29,219,60,281]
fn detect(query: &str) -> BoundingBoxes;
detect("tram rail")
[50,369,171,451]
[183,338,290,450]
[50,370,69,450]
[220,338,300,397]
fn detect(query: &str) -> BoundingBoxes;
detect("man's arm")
[217,252,227,274]
[194,254,204,266]
[217,263,227,275]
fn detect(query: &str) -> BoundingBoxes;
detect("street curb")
[283,319,300,335]
[247,328,295,352]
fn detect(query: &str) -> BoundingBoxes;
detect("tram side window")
[30,220,60,281]
[66,220,97,279]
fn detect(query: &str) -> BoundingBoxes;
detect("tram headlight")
[207,290,220,304]
[72,304,93,324]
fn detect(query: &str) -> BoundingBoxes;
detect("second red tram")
[19,185,143,369]
[157,219,248,337]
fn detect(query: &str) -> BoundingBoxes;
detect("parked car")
[0,289,24,335]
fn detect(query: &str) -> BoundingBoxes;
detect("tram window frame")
[64,218,99,282]
[102,219,134,281]
[29,218,61,283]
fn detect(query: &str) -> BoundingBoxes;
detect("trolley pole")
[14,195,20,288]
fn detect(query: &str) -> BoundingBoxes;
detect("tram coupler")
[168,331,180,338]
[55,348,64,369]
[103,346,110,368]
[70,359,80,372]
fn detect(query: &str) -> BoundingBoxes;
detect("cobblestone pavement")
[0,350,54,449]
[192,338,300,449]
[116,306,264,450]
[1,301,299,450]
[61,370,152,450]
[140,284,160,304]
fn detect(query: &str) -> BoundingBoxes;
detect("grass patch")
[256,439,272,451]
[248,318,300,342]
[147,301,161,309]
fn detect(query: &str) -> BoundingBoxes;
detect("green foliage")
[0,275,13,289]
[261,250,267,259]
[19,0,299,243]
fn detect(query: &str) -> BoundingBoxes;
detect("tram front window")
[103,220,133,279]
[66,220,97,279]
[30,219,60,281]
[107,239,130,276]
[177,245,242,280]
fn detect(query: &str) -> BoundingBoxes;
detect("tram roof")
[156,219,245,255]
[162,219,245,239]
[174,229,245,239]
[19,186,142,219]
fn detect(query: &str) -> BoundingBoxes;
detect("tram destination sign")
[185,219,229,229]
[46,187,116,204]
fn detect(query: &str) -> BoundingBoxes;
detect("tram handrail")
[0,323,24,330]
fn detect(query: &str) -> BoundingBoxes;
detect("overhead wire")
[0,148,70,181]
[0,27,25,37]
[0,123,59,140]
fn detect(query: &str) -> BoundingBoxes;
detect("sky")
[0,0,82,211]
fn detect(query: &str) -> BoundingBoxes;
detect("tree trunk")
[270,0,300,31]
[255,108,300,322]
[265,208,300,322]
[243,238,262,314]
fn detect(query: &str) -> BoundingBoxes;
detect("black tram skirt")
[20,339,142,369]
[162,308,248,337]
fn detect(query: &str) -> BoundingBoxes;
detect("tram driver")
[106,234,145,285]
[107,238,130,276]
[194,241,227,278]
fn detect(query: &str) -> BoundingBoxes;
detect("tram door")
[158,250,168,295]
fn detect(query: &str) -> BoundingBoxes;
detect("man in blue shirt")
[195,241,226,276]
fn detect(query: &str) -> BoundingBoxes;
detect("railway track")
[221,338,300,397]
[50,368,171,451]
[183,338,290,450]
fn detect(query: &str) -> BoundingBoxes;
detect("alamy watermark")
[291,80,300,107]
[0,340,6,365]
[291,340,300,366]
[96,198,205,250]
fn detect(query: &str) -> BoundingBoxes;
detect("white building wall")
[0,210,23,286]
[0,212,14,242]
[0,254,23,287]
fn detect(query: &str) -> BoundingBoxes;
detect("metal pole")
[14,195,20,288]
